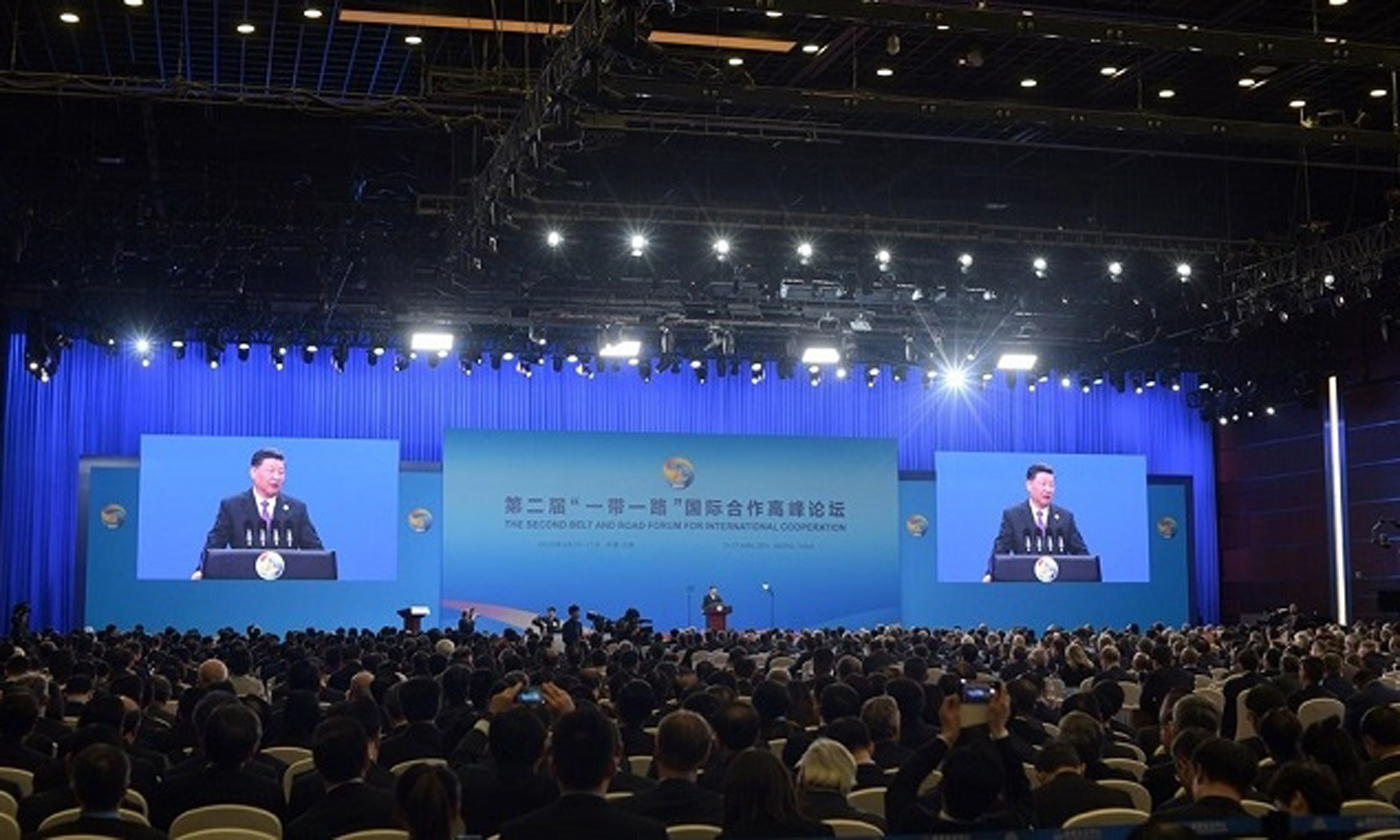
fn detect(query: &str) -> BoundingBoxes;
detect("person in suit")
[149,703,285,830]
[860,696,911,770]
[701,586,724,614]
[1031,738,1133,828]
[561,605,584,648]
[499,707,666,840]
[377,678,444,769]
[285,716,399,840]
[822,717,888,790]
[617,710,724,826]
[1152,737,1256,822]
[202,447,323,554]
[34,744,166,840]
[1361,704,1400,786]
[1269,760,1343,816]
[1058,711,1134,783]
[984,462,1090,581]
[288,697,395,820]
[794,738,885,831]
[1287,656,1337,711]
[455,705,557,837]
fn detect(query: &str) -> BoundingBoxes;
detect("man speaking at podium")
[983,462,1089,582]
[205,447,323,551]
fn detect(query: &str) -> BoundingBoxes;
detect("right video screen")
[935,451,1149,583]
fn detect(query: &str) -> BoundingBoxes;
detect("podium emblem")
[255,551,286,581]
[1033,555,1060,583]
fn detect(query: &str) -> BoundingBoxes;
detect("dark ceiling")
[3,0,1400,411]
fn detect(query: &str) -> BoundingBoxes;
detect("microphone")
[285,527,293,548]
[1034,531,1044,553]
[272,527,280,548]
[1057,530,1066,554]
[244,528,252,547]
[1023,529,1032,554]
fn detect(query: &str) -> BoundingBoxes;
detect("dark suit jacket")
[150,762,285,830]
[457,763,559,837]
[617,778,724,826]
[1153,794,1249,822]
[1033,772,1133,828]
[987,502,1089,576]
[204,490,322,550]
[500,792,666,840]
[798,788,885,831]
[377,721,444,768]
[888,734,1032,834]
[33,813,168,840]
[285,780,399,840]
[287,763,395,820]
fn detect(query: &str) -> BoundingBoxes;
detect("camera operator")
[532,606,561,642]
[562,605,584,648]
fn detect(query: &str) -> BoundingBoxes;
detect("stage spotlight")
[695,365,708,384]
[629,233,647,257]
[944,367,968,389]
[1033,256,1048,278]
[546,230,563,248]
[327,345,347,373]
[459,352,474,375]
[801,344,840,365]
[865,366,879,388]
[206,343,224,369]
[301,344,318,364]
[836,366,849,380]
[171,339,187,360]
[690,358,705,371]
[892,365,906,382]
[1177,262,1193,281]
[639,361,652,383]
[600,337,642,358]
[236,342,251,362]
[1266,406,1276,416]
[809,368,822,387]
[394,352,410,372]
[958,253,974,271]
[996,352,1038,371]
[134,337,153,355]
[796,242,814,262]
[712,238,731,258]
[1108,261,1124,279]
[516,360,533,378]
[1060,375,1072,388]
[410,332,453,353]
[876,249,892,270]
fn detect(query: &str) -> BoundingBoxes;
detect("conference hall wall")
[3,335,1219,630]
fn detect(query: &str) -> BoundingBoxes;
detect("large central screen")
[442,430,900,630]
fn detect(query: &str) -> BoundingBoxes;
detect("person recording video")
[533,606,561,641]
[984,462,1089,581]
[204,447,323,551]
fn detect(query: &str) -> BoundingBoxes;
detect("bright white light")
[629,234,647,255]
[236,22,255,34]
[1060,376,1072,388]
[59,11,80,23]
[1237,77,1256,88]
[802,43,820,54]
[875,67,894,77]
[124,0,145,7]
[1158,88,1176,99]
[305,344,319,354]
[751,361,764,373]
[1289,99,1307,109]
[600,340,643,358]
[766,10,783,17]
[944,367,968,389]
[796,242,814,259]
[1033,257,1048,272]
[404,34,423,45]
[801,346,841,365]
[1266,406,1276,416]
[410,332,454,352]
[1323,273,1336,287]
[713,238,731,256]
[875,249,891,265]
[1108,261,1124,277]
[835,366,848,379]
[134,338,152,354]
[728,56,744,67]
[1020,78,1038,88]
[302,6,323,18]
[1372,88,1389,99]
[1100,65,1119,76]
[1176,262,1193,280]
[1328,0,1347,6]
[689,359,703,369]
[958,253,974,269]
[546,230,563,248]
[996,352,1039,371]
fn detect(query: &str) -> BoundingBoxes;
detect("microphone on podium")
[1023,530,1032,554]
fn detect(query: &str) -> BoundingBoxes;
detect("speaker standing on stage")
[204,447,324,551]
[701,586,723,613]
[984,463,1089,582]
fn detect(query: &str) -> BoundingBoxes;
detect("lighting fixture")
[796,242,814,260]
[1372,88,1389,99]
[1099,66,1118,77]
[958,253,974,270]
[1158,88,1176,99]
[1237,77,1256,88]
[629,233,647,256]
[404,33,423,45]
[875,67,894,78]
[123,0,144,7]
[1108,261,1124,278]
[546,230,563,248]
[59,11,80,23]
[410,332,454,352]
[1289,99,1306,109]
[600,339,643,358]
[996,353,1038,372]
[801,346,840,365]
[303,4,323,18]
[712,238,731,257]
[875,249,891,267]
[728,57,744,67]
[801,44,820,54]
[1020,78,1038,88]
[1176,263,1193,280]
[236,22,255,34]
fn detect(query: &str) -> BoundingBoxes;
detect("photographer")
[532,607,561,642]
[562,606,584,648]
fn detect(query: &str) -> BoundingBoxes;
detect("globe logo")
[255,551,286,581]
[408,507,434,533]
[1157,516,1179,539]
[663,457,695,490]
[1034,556,1061,583]
[905,514,929,538]
[99,504,127,530]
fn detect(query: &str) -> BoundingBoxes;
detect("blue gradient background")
[442,430,900,629]
[136,435,400,580]
[935,451,1150,582]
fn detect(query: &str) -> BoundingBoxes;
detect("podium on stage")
[991,554,1101,583]
[200,548,338,580]
[398,606,430,633]
[703,603,733,632]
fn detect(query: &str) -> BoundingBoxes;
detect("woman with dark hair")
[1300,718,1370,801]
[395,763,462,840]
[718,748,833,839]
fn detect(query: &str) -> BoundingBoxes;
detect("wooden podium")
[704,604,732,632]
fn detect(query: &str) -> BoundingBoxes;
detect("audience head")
[71,744,131,812]
[795,738,857,796]
[311,716,371,785]
[1033,738,1085,782]
[654,709,712,775]
[549,707,616,792]
[1171,694,1222,736]
[617,679,656,728]
[398,677,440,724]
[1058,710,1106,765]
[713,700,761,754]
[395,762,461,840]
[721,748,803,831]
[823,717,873,759]
[1189,737,1257,800]
[1258,708,1302,762]
[204,703,262,765]
[0,691,39,739]
[489,706,548,769]
[1361,704,1400,757]
[860,696,900,743]
[751,681,790,723]
[818,682,861,723]
[1269,760,1342,816]
[941,744,1007,820]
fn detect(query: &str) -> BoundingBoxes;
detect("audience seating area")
[0,613,1398,838]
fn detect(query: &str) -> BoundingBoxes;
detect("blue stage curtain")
[2,336,1219,629]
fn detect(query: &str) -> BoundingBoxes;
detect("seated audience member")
[1269,760,1343,816]
[500,707,666,840]
[717,748,833,839]
[606,718,656,795]
[1300,716,1370,800]
[288,697,394,819]
[1032,738,1133,828]
[1254,707,1302,793]
[285,716,399,840]
[752,681,803,744]
[1346,671,1400,738]
[1149,726,1215,812]
[887,692,1031,833]
[618,709,724,826]
[456,704,557,837]
[616,679,656,756]
[33,744,165,840]
[274,690,322,749]
[19,726,138,834]
[1140,646,1194,727]
[886,678,934,750]
[1239,682,1286,760]
[1005,678,1049,750]
[395,762,460,840]
[150,703,285,830]
[1221,649,1266,740]
[794,738,884,830]
[1153,737,1257,822]
[1287,655,1335,711]
[822,717,887,789]
[859,696,910,769]
[1058,710,1133,782]
[701,701,762,793]
[377,677,444,768]
[1142,693,1221,801]
[165,692,284,786]
[0,690,59,776]
[1360,704,1400,785]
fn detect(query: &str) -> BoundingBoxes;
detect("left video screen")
[137,435,400,581]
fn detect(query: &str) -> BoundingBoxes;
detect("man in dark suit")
[377,677,444,769]
[203,447,323,554]
[34,744,166,840]
[150,703,285,830]
[500,707,666,840]
[823,717,890,790]
[618,710,724,825]
[285,717,399,840]
[1287,656,1336,711]
[288,697,395,820]
[1152,737,1256,822]
[456,705,558,837]
[1032,739,1133,828]
[1361,704,1400,786]
[985,462,1089,581]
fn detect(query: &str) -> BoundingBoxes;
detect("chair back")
[846,787,887,818]
[1373,770,1400,802]
[177,830,277,840]
[389,758,448,777]
[1239,799,1274,817]
[283,757,316,802]
[1353,831,1400,840]
[122,789,149,815]
[1097,779,1151,812]
[262,746,313,766]
[1236,687,1257,741]
[0,791,16,819]
[1103,757,1147,780]
[604,791,634,801]
[1194,687,1226,712]
[0,814,22,840]
[169,804,282,839]
[1062,808,1151,828]
[821,818,884,837]
[767,738,787,760]
[0,769,33,798]
[336,832,410,840]
[665,825,723,840]
[1118,681,1142,711]
[628,755,653,776]
[38,809,149,833]
[1342,799,1400,816]
[1297,697,1345,730]
[916,769,943,797]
